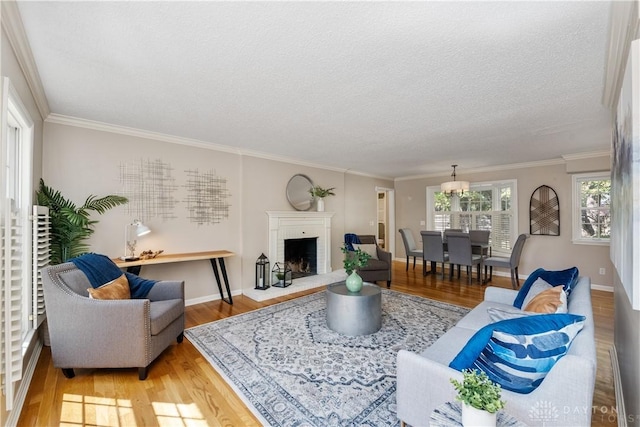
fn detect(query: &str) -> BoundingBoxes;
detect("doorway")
[376,187,395,256]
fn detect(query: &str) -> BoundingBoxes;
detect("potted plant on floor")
[451,369,505,427]
[341,244,371,293]
[309,185,335,212]
[36,179,128,264]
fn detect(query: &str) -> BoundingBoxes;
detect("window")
[572,172,611,245]
[1,78,34,409]
[426,180,517,256]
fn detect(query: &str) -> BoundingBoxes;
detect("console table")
[113,250,235,305]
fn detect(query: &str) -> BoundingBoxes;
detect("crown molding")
[1,0,50,120]
[562,150,611,161]
[45,114,608,183]
[394,158,567,182]
[602,0,640,109]
[345,169,394,181]
[46,113,242,154]
[45,113,354,174]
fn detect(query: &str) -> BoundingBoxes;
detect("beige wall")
[42,122,392,299]
[240,156,347,290]
[44,122,244,302]
[394,161,614,287]
[1,25,44,424]
[344,173,394,237]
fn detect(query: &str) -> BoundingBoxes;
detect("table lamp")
[121,220,151,261]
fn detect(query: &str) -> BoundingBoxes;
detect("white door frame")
[375,186,395,258]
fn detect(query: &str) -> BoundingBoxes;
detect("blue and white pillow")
[450,313,585,394]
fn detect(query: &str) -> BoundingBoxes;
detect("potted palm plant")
[36,179,128,264]
[451,369,505,426]
[309,185,335,212]
[340,244,371,293]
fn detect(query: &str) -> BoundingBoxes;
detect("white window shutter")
[2,204,23,410]
[32,205,49,329]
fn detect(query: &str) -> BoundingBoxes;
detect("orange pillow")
[524,286,565,313]
[87,274,130,300]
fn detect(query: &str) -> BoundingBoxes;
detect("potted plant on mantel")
[451,369,505,427]
[309,185,335,212]
[340,244,371,293]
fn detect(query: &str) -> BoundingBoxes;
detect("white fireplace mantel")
[266,211,334,276]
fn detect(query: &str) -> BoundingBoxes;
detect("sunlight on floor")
[59,393,207,426]
[153,401,207,427]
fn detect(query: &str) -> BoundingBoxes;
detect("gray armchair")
[41,262,185,380]
[352,234,392,288]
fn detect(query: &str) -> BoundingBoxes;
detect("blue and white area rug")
[185,290,469,426]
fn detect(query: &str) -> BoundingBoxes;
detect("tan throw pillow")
[524,286,565,313]
[87,274,131,300]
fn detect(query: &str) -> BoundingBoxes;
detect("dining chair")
[484,233,528,289]
[442,228,462,254]
[399,228,423,271]
[420,231,449,277]
[445,231,484,284]
[469,229,491,257]
[443,228,463,241]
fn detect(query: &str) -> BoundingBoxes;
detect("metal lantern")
[255,253,270,290]
[271,262,292,288]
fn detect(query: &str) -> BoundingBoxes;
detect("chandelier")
[440,165,470,196]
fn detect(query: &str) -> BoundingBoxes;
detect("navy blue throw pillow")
[513,267,579,309]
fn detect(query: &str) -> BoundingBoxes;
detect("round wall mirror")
[286,174,314,211]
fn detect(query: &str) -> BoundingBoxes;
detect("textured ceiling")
[17,1,613,179]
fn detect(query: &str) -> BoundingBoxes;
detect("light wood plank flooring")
[18,261,616,426]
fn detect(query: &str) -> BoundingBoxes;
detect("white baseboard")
[610,345,627,427]
[395,257,615,291]
[6,340,43,427]
[592,283,614,292]
[185,289,243,307]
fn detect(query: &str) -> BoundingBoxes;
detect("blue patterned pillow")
[450,313,585,394]
[513,267,579,309]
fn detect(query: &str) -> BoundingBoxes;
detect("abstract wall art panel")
[611,40,640,310]
[530,185,560,236]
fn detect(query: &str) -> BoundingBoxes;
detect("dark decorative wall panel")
[530,185,559,236]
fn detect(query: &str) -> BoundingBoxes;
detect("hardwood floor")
[18,261,616,426]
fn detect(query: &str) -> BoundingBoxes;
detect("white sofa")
[397,276,596,426]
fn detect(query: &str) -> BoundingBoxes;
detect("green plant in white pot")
[451,369,505,427]
[309,185,335,212]
[340,244,371,293]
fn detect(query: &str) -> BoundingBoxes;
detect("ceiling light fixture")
[441,164,470,197]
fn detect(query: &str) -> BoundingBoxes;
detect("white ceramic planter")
[317,198,325,212]
[461,403,497,427]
